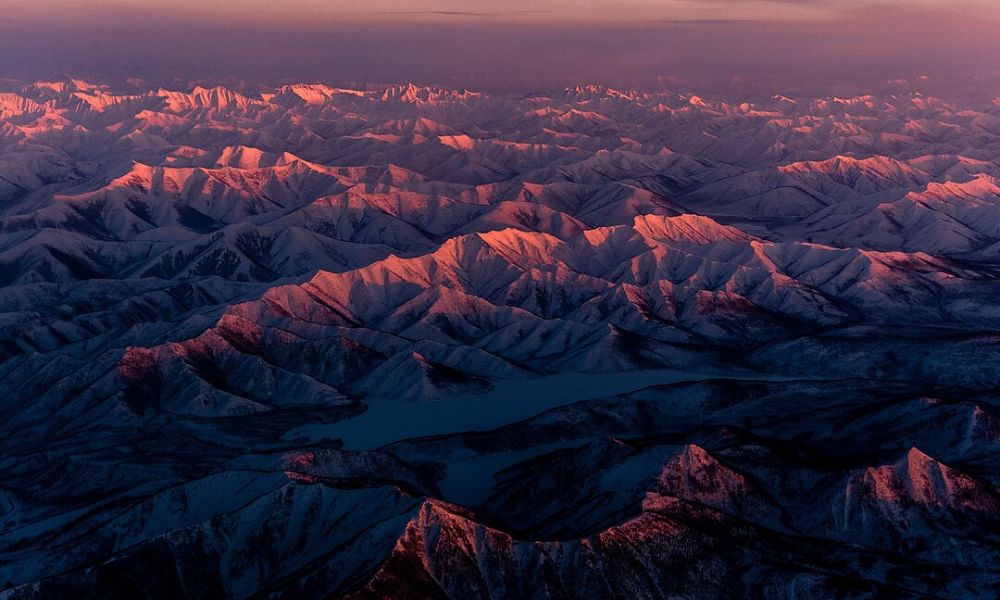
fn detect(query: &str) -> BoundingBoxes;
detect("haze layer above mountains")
[4,0,1000,91]
[1,78,1000,598]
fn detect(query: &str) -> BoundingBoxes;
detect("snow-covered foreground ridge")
[2,78,1000,598]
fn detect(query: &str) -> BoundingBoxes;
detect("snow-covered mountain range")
[1,79,999,598]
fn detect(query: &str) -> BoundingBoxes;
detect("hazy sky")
[1,0,999,92]
[3,0,996,25]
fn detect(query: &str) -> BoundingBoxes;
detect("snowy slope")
[2,78,1000,598]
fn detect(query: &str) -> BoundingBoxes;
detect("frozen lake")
[288,368,728,450]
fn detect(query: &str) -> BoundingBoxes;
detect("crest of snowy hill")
[2,78,1000,598]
